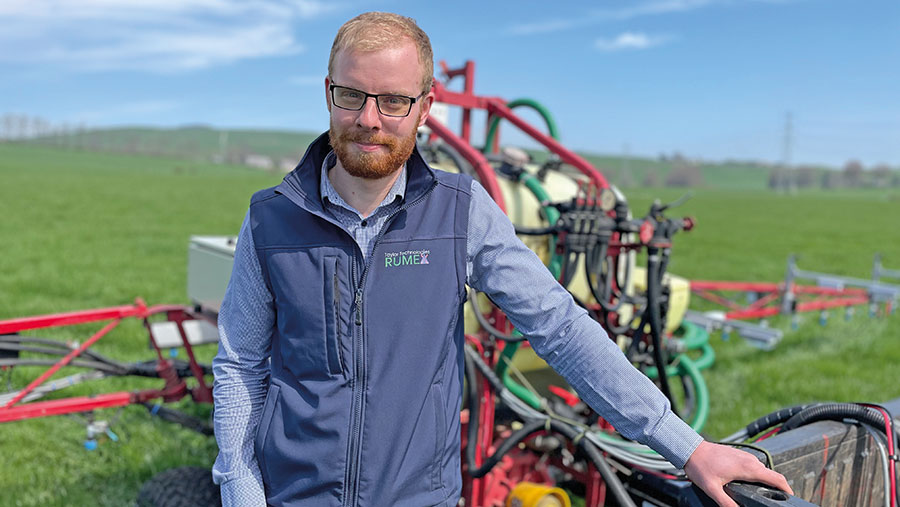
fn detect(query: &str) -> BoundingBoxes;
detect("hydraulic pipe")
[483,98,560,154]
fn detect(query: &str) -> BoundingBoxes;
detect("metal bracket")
[787,255,900,305]
[684,310,783,350]
[725,482,818,506]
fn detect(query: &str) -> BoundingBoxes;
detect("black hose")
[625,312,650,360]
[463,347,480,474]
[464,346,505,393]
[585,241,628,313]
[462,347,636,507]
[680,374,696,423]
[0,342,75,357]
[514,224,563,236]
[130,359,213,378]
[0,358,128,375]
[468,288,525,342]
[422,142,476,178]
[467,417,636,507]
[0,335,128,367]
[781,403,892,433]
[559,250,580,288]
[646,247,676,411]
[0,357,210,379]
[745,404,815,437]
[141,402,214,436]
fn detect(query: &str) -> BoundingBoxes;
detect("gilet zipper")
[342,180,438,506]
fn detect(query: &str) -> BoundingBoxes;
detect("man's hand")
[683,440,794,507]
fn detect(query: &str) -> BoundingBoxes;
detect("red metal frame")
[432,62,630,506]
[461,334,607,507]
[689,280,871,320]
[427,60,610,206]
[0,300,213,423]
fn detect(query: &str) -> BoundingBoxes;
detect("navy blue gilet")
[248,133,471,506]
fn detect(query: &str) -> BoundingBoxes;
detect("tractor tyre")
[135,466,221,507]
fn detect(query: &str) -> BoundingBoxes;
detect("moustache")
[338,130,396,147]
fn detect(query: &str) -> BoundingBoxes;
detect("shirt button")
[361,219,368,227]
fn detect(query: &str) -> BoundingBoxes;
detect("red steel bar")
[0,391,138,423]
[725,296,869,320]
[724,307,782,320]
[691,280,867,297]
[690,281,782,292]
[439,61,476,143]
[692,289,747,312]
[485,99,608,190]
[425,115,506,212]
[794,286,867,296]
[170,309,213,402]
[795,296,870,312]
[3,319,122,408]
[0,301,147,334]
[747,291,783,310]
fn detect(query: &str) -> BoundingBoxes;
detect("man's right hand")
[683,440,794,507]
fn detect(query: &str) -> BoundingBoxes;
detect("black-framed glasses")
[329,84,423,118]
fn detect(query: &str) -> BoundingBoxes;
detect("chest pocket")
[322,255,345,376]
[266,248,348,380]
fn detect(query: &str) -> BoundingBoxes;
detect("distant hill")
[23,125,845,190]
[28,125,321,165]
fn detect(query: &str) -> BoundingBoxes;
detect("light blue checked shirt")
[211,151,702,506]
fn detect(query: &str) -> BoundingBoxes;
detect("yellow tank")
[431,156,688,372]
[627,267,690,335]
[506,482,571,507]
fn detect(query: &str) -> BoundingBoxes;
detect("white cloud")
[507,18,584,36]
[593,0,714,20]
[0,0,338,72]
[507,0,779,36]
[595,32,673,52]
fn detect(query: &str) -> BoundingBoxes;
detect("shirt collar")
[319,150,406,215]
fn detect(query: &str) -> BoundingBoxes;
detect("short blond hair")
[328,12,434,93]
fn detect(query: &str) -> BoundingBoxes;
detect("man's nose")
[356,97,382,129]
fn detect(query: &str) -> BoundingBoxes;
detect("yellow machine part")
[433,157,688,371]
[626,266,690,334]
[506,482,571,507]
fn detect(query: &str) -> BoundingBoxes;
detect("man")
[212,11,792,507]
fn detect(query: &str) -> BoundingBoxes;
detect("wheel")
[136,466,221,507]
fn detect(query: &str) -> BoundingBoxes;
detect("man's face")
[327,41,433,179]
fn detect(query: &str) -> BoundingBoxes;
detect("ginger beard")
[329,112,420,180]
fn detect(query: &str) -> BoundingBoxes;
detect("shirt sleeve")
[465,180,702,468]
[211,211,273,506]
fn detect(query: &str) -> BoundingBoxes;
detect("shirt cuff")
[218,474,267,507]
[645,410,704,469]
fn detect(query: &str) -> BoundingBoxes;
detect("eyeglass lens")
[332,86,412,117]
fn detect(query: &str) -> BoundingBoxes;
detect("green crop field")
[1,142,899,506]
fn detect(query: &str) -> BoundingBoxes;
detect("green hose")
[676,321,715,371]
[518,172,562,276]
[496,336,543,410]
[482,109,712,434]
[679,321,708,350]
[483,98,559,154]
[641,322,712,432]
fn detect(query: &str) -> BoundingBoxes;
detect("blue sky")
[3,0,898,167]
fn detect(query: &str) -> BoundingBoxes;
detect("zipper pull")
[355,289,363,326]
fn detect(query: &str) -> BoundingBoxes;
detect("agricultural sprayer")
[2,61,899,507]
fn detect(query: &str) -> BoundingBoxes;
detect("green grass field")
[1,142,898,505]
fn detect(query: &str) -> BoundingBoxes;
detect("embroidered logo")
[385,249,431,267]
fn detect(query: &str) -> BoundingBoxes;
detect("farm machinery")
[2,61,900,507]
